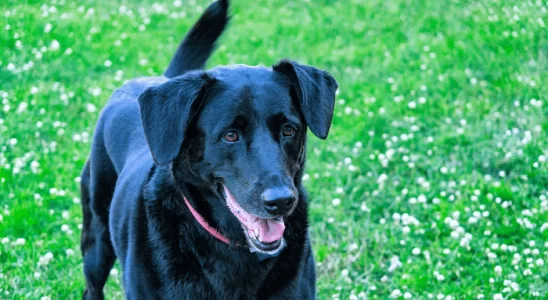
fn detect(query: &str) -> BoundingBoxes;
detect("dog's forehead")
[208,65,286,92]
[199,65,295,123]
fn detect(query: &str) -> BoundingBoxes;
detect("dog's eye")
[282,125,296,137]
[223,130,239,142]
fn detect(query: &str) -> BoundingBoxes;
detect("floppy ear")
[138,72,213,165]
[273,59,338,139]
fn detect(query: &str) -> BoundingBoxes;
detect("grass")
[1,0,547,298]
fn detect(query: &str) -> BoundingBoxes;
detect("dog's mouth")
[223,186,286,254]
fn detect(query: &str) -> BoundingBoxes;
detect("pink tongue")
[253,218,285,243]
[224,186,285,243]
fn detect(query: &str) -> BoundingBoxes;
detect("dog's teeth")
[254,229,259,239]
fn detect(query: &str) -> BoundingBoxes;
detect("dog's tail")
[164,0,229,78]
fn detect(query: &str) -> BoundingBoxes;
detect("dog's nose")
[261,187,295,215]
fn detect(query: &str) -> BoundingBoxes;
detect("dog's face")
[139,61,337,254]
[190,67,306,252]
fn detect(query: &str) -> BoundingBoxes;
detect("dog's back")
[79,2,229,299]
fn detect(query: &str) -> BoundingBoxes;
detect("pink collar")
[183,196,231,245]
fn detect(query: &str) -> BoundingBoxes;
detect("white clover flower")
[388,256,402,272]
[86,103,97,112]
[14,238,26,246]
[89,87,102,97]
[390,289,402,298]
[49,40,60,51]
[38,252,54,266]
[349,243,358,251]
[377,174,388,184]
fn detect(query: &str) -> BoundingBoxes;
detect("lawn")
[1,0,547,299]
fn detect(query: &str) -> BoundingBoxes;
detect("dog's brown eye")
[223,130,239,142]
[282,125,296,137]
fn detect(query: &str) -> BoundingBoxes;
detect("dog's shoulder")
[100,76,169,121]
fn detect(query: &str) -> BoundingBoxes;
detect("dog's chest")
[197,249,277,297]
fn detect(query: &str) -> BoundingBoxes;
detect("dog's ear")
[138,72,214,165]
[273,59,338,139]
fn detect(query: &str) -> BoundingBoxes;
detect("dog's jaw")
[223,186,287,254]
[244,229,287,256]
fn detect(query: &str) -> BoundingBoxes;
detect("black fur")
[139,72,215,165]
[273,60,338,139]
[80,0,337,299]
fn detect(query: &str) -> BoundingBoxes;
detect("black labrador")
[80,0,337,298]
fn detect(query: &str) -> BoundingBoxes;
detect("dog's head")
[138,61,337,254]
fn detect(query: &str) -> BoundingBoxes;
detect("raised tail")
[164,0,229,78]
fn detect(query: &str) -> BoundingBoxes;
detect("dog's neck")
[180,191,232,245]
[148,164,251,246]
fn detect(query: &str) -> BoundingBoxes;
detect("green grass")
[1,0,547,298]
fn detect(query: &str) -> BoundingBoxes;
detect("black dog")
[80,0,337,298]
